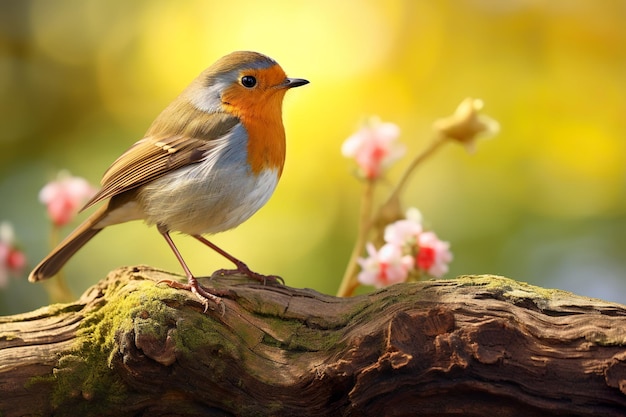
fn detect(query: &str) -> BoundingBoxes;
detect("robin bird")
[29,51,309,311]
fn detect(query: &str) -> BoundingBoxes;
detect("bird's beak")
[280,78,309,89]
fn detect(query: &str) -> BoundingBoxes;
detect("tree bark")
[1,266,625,417]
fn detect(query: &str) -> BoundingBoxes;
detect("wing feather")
[82,111,240,210]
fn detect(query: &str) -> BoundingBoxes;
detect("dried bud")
[433,98,500,152]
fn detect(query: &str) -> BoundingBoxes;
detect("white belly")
[137,162,279,235]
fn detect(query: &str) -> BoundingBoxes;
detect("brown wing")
[82,112,240,211]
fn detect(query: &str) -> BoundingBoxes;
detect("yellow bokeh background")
[1,0,625,314]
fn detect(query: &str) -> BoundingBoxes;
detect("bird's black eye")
[241,75,257,88]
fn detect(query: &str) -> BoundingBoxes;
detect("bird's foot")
[212,261,284,286]
[157,276,229,314]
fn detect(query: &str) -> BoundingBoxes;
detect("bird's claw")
[212,266,284,286]
[157,278,226,315]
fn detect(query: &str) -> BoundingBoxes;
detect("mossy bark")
[1,266,626,416]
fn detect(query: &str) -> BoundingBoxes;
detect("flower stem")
[383,134,448,212]
[42,225,75,304]
[337,179,375,297]
[337,135,449,298]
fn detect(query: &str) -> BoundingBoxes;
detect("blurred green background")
[1,0,625,315]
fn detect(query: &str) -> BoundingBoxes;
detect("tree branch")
[1,266,626,416]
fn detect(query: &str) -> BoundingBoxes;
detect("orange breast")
[241,97,286,176]
[220,65,289,176]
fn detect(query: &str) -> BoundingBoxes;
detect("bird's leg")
[192,235,284,285]
[156,229,228,313]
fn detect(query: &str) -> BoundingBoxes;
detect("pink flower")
[383,208,424,248]
[415,231,453,278]
[341,117,405,180]
[357,243,414,288]
[39,171,97,227]
[0,222,26,287]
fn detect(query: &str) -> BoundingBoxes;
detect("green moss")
[456,274,563,300]
[585,330,626,346]
[174,313,238,359]
[24,374,56,389]
[332,298,372,328]
[47,279,181,416]
[288,327,344,352]
[0,332,18,341]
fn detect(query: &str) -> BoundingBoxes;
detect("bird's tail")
[29,205,108,282]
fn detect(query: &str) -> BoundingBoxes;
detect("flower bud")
[433,98,500,152]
